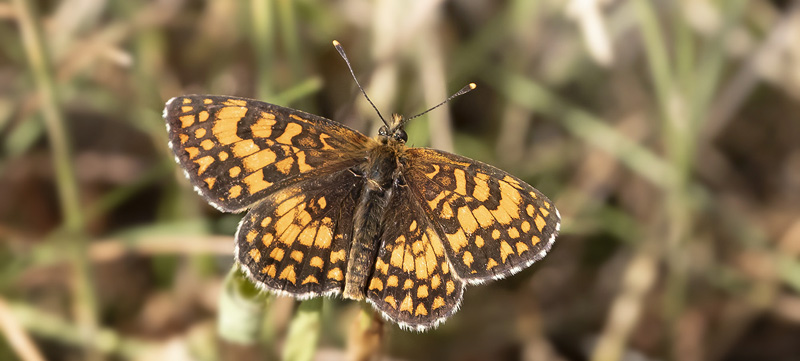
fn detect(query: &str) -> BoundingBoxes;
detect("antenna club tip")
[468,83,477,89]
[332,40,340,46]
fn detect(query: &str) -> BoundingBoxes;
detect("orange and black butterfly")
[163,41,560,331]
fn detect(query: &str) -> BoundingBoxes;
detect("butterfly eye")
[378,126,389,136]
[393,129,407,142]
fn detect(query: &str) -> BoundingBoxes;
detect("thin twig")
[591,249,658,361]
[12,1,100,358]
[347,306,385,361]
[8,300,155,359]
[13,0,82,232]
[89,236,234,262]
[251,0,276,100]
[0,298,46,361]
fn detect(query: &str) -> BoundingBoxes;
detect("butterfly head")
[378,113,408,143]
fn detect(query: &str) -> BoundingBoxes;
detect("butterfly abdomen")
[345,186,392,299]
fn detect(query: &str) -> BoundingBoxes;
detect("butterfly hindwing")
[164,95,371,212]
[404,148,561,284]
[366,185,465,330]
[236,168,364,297]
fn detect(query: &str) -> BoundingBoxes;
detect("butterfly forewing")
[236,168,364,297]
[165,95,371,212]
[404,148,560,284]
[366,185,465,330]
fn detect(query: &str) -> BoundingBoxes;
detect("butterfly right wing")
[365,184,465,331]
[403,148,560,284]
[164,95,373,212]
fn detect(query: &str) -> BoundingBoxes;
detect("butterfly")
[163,41,560,331]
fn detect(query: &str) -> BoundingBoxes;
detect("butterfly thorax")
[343,126,408,300]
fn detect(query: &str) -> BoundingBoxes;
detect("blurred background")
[2,0,800,360]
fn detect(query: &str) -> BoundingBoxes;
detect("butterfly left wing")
[365,185,465,330]
[164,95,372,212]
[403,148,561,284]
[236,167,364,297]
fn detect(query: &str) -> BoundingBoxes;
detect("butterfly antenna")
[405,83,476,124]
[332,40,389,128]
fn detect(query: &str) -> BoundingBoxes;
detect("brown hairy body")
[344,135,406,299]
